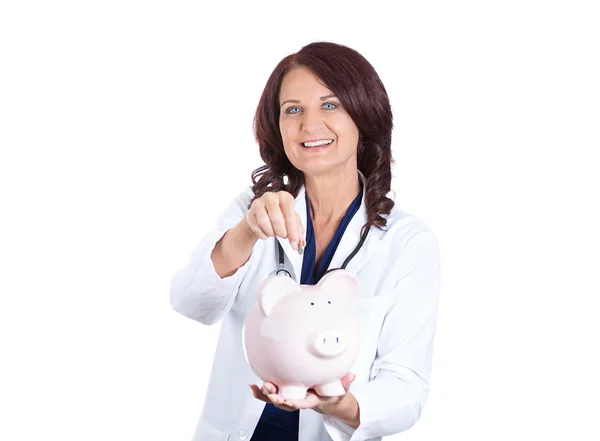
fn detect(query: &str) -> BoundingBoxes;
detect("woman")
[170,41,441,441]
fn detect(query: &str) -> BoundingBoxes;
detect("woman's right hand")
[242,191,305,252]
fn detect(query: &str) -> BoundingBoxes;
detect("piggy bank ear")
[258,275,299,316]
[317,269,360,304]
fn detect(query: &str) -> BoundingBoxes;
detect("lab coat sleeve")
[170,186,255,325]
[322,230,441,441]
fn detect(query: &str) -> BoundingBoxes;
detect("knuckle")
[250,197,264,209]
[262,191,276,202]
[279,191,293,202]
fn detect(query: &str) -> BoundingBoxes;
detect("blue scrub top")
[249,185,363,441]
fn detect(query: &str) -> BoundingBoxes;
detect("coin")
[297,243,304,255]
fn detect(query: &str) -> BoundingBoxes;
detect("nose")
[312,329,346,357]
[301,108,325,132]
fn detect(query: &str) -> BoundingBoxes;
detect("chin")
[298,163,343,177]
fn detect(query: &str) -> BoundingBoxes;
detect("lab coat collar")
[276,170,384,282]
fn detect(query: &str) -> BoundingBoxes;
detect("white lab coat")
[170,172,441,441]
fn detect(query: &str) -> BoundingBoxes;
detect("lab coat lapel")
[275,171,383,282]
[275,185,307,281]
[327,174,383,276]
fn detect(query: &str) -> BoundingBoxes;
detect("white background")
[1,1,599,440]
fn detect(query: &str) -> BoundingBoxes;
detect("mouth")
[300,139,334,150]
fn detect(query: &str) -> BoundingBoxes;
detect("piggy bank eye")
[310,302,314,305]
[328,301,331,304]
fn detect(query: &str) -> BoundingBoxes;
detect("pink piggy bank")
[243,269,360,400]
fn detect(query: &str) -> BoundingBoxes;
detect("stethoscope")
[274,227,370,281]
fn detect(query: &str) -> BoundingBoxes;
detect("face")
[278,66,360,177]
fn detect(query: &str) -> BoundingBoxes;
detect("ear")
[317,269,360,305]
[257,275,299,316]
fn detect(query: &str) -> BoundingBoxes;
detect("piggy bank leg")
[314,380,345,397]
[278,385,308,400]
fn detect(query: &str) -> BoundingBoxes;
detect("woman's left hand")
[249,373,356,414]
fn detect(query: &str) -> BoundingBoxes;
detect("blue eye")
[323,103,337,110]
[287,106,301,114]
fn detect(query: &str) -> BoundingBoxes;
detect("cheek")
[279,120,298,143]
[330,115,358,139]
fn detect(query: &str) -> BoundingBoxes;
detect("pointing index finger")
[280,195,299,251]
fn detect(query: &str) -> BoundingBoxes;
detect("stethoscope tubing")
[274,227,370,281]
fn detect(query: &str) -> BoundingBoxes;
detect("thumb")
[341,373,356,391]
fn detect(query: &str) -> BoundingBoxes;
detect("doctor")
[170,41,441,441]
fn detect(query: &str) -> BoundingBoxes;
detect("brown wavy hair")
[250,41,395,235]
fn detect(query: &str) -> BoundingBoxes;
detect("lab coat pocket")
[192,419,230,441]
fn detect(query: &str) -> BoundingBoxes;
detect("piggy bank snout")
[312,329,347,357]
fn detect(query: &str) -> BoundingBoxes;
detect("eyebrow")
[280,94,337,108]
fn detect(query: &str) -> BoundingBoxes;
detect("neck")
[304,170,361,226]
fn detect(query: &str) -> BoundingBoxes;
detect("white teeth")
[303,139,333,147]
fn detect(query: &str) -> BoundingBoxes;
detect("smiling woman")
[251,42,395,238]
[279,67,360,180]
[170,41,441,441]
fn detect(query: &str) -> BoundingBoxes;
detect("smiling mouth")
[301,139,334,148]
